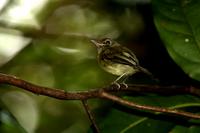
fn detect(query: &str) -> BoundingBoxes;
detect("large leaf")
[153,0,200,81]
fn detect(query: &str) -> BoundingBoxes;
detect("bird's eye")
[103,39,112,45]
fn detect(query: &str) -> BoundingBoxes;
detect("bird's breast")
[100,62,137,76]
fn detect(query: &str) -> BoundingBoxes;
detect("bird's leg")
[111,73,127,89]
[121,76,128,89]
[114,73,126,83]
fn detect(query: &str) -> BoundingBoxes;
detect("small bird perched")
[91,38,152,85]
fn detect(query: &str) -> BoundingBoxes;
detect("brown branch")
[0,73,200,120]
[0,73,101,100]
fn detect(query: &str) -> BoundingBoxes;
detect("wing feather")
[100,45,139,67]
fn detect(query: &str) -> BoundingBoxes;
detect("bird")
[90,38,153,87]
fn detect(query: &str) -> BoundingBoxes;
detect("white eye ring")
[103,39,112,45]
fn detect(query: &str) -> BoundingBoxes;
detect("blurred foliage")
[0,0,199,133]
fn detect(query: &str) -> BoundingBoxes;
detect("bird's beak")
[90,39,100,48]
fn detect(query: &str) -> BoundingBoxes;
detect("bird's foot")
[110,82,121,90]
[121,82,128,89]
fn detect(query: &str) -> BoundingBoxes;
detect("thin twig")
[82,100,100,133]
[0,73,200,120]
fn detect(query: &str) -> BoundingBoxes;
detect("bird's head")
[90,38,116,52]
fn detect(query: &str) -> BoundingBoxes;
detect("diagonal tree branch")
[100,92,200,119]
[0,73,200,120]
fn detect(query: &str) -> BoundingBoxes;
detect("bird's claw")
[121,82,128,89]
[110,81,129,90]
[111,82,121,90]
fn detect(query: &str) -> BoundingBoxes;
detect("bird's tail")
[138,66,152,76]
[138,66,159,82]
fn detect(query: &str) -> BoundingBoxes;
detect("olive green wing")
[100,46,139,67]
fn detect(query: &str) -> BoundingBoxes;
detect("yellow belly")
[101,63,137,76]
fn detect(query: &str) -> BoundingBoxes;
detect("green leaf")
[153,0,200,81]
